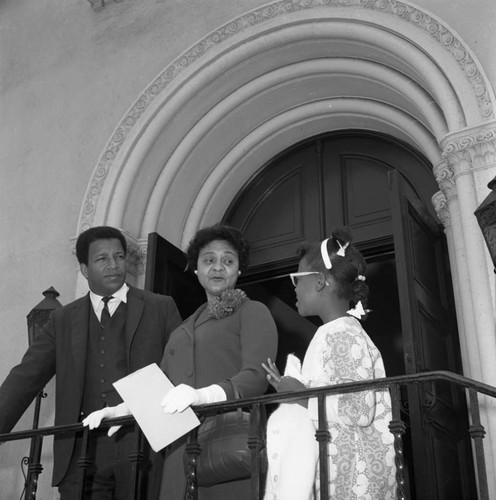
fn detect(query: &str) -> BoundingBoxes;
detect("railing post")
[23,391,46,500]
[389,383,408,500]
[76,427,91,500]
[128,424,145,500]
[247,403,265,500]
[184,426,200,500]
[468,388,489,500]
[315,394,330,500]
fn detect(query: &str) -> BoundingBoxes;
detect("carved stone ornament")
[87,0,124,11]
[125,236,148,277]
[434,159,456,200]
[441,122,496,174]
[431,191,450,229]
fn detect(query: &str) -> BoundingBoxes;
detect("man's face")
[80,238,127,296]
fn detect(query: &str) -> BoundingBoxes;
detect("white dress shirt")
[89,283,129,322]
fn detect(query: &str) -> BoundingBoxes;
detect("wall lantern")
[27,287,62,346]
[474,177,496,273]
[23,287,62,500]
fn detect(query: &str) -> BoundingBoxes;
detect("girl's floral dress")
[265,316,397,500]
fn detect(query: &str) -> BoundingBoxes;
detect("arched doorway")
[223,130,477,499]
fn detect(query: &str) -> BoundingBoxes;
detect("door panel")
[389,170,476,499]
[342,156,391,226]
[226,143,323,270]
[320,134,436,244]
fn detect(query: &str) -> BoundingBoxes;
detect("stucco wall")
[0,0,495,497]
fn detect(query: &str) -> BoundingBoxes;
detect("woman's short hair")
[76,226,127,265]
[186,223,250,271]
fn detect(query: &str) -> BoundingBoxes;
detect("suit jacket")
[0,285,182,485]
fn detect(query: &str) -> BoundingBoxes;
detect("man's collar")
[89,283,129,309]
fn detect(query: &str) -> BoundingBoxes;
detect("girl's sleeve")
[307,326,377,427]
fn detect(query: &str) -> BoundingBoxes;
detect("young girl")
[262,227,397,500]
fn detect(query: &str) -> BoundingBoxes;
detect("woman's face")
[196,239,240,300]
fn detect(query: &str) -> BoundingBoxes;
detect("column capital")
[440,122,496,173]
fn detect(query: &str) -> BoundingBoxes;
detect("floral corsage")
[207,289,248,319]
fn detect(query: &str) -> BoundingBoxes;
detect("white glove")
[82,402,131,437]
[161,383,226,413]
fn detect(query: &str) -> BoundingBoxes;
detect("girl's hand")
[262,358,306,392]
[278,376,306,393]
[262,357,282,390]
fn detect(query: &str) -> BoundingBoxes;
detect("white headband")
[321,237,349,269]
[321,238,332,269]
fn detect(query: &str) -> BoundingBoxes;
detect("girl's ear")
[315,273,329,292]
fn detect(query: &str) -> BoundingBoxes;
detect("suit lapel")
[71,295,91,396]
[125,286,144,359]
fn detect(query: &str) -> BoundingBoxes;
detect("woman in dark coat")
[159,223,278,499]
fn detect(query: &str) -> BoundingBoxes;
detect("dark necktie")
[100,296,113,327]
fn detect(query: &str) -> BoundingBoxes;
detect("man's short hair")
[76,226,127,265]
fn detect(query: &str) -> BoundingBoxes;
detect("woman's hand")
[161,383,227,413]
[161,384,201,413]
[82,402,131,437]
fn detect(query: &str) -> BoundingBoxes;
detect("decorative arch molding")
[77,0,495,253]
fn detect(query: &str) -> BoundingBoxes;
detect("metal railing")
[1,371,495,500]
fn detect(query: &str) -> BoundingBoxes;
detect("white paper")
[113,363,200,452]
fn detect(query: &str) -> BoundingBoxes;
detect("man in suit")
[0,226,182,499]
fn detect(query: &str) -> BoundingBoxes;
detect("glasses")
[289,271,321,287]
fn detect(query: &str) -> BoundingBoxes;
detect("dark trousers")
[58,427,145,500]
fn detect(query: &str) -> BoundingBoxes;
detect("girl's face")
[196,239,240,300]
[294,258,321,317]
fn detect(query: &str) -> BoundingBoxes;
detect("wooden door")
[144,232,205,319]
[389,170,476,499]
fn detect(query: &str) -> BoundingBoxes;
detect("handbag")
[185,386,252,487]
